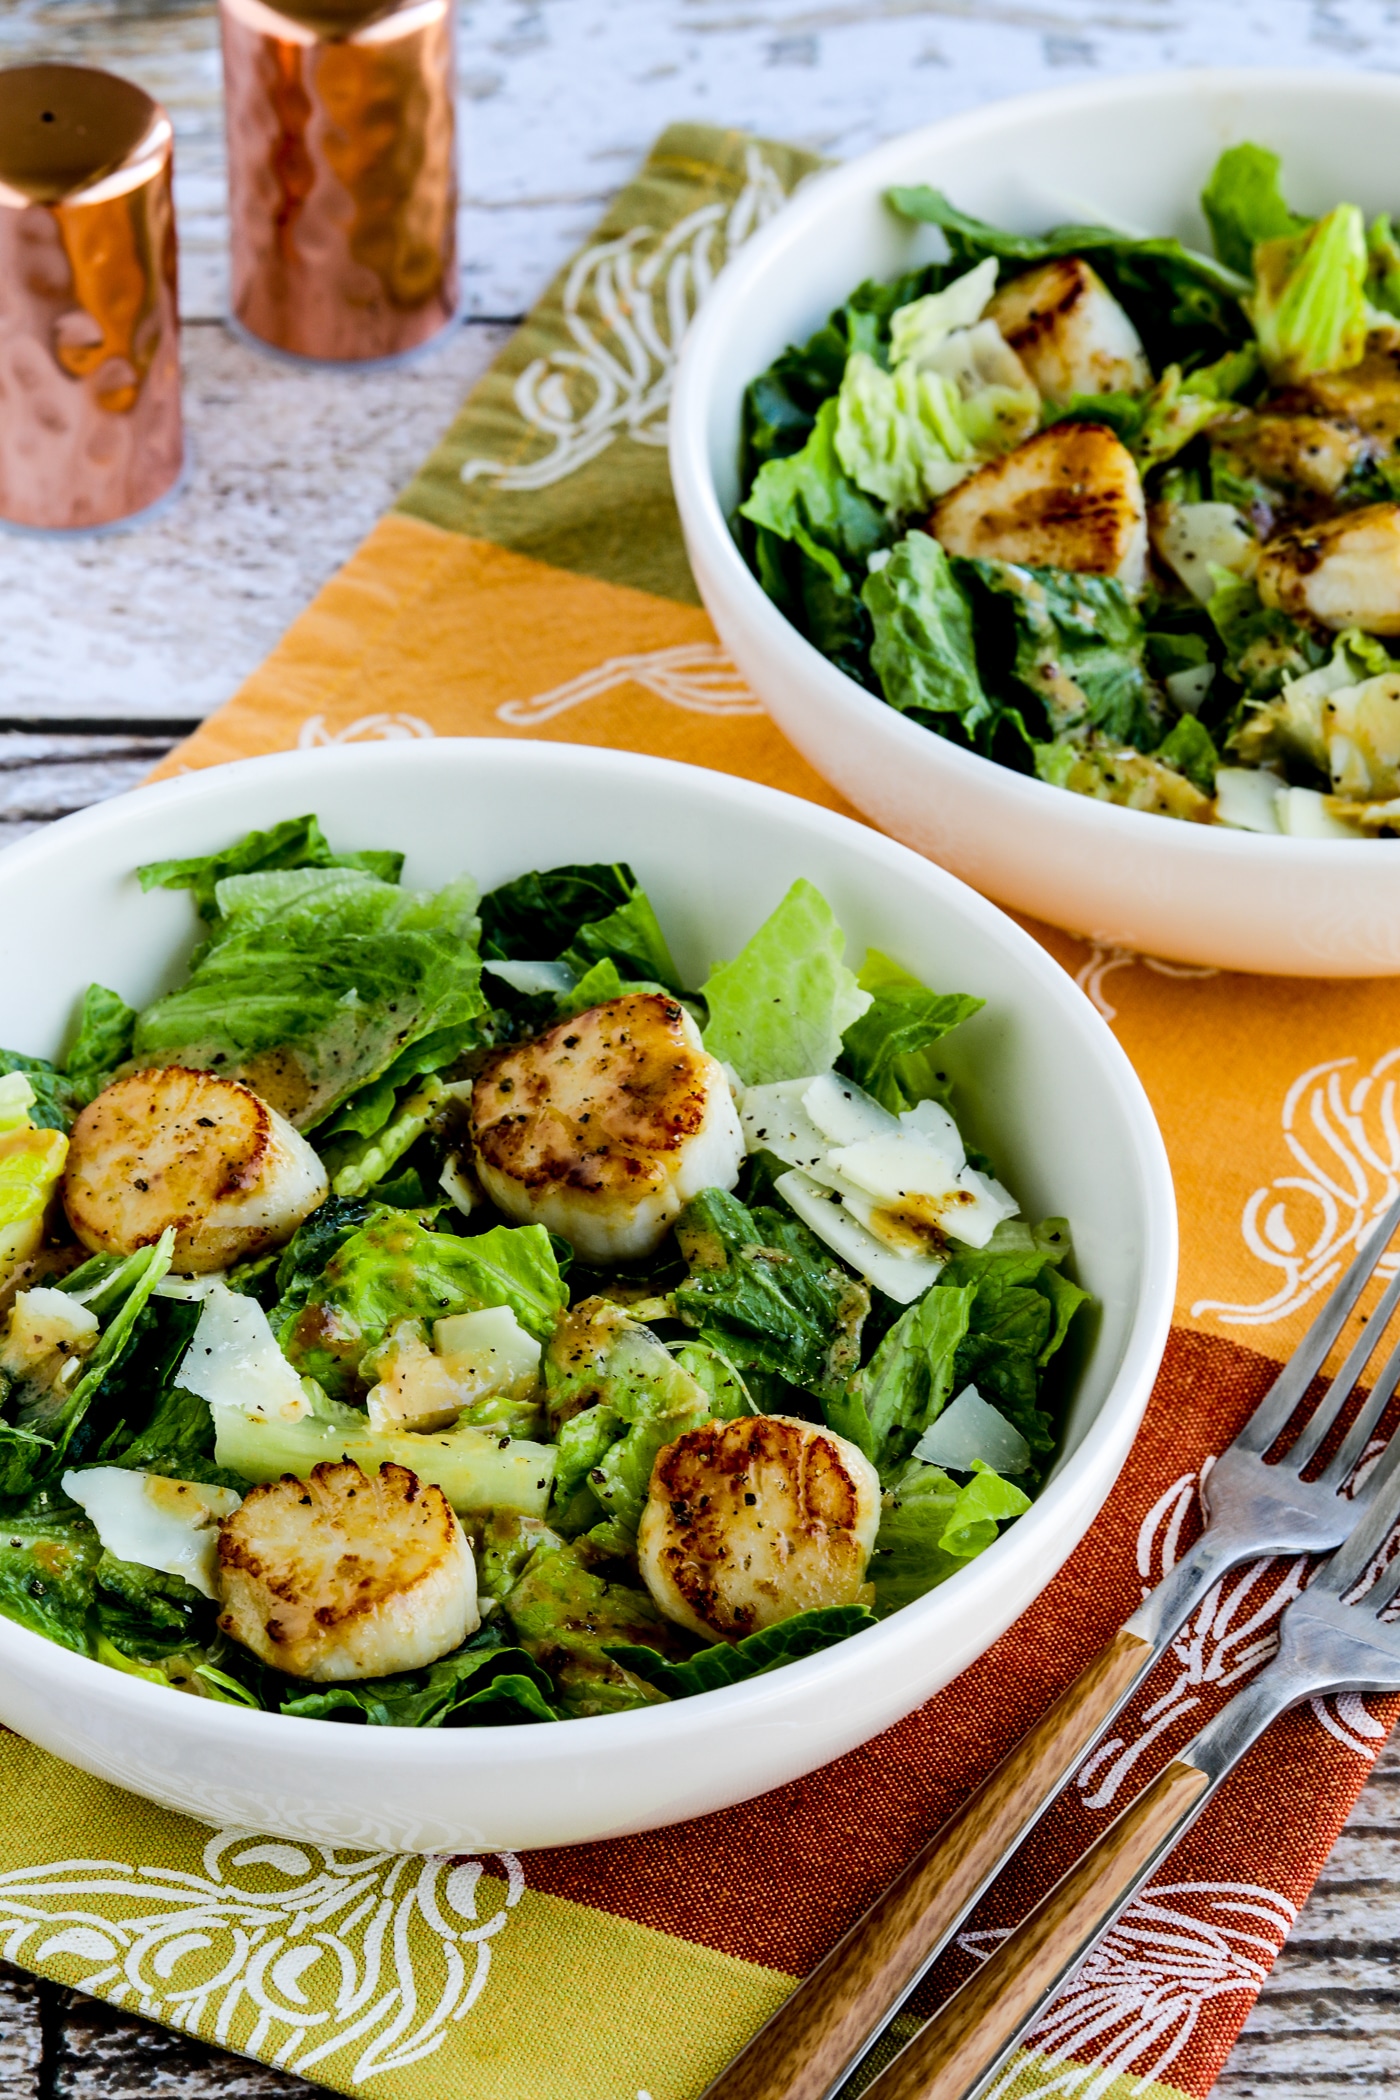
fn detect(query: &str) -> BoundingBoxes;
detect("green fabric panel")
[396,121,824,605]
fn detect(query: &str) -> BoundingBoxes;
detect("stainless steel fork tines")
[701,1194,1400,2100]
[1126,1187,1400,1655]
[859,1405,1400,2100]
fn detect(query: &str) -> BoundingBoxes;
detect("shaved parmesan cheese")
[439,1151,477,1219]
[912,1385,1031,1474]
[482,959,577,995]
[774,1169,944,1304]
[802,1074,898,1147]
[1276,785,1356,839]
[434,1305,541,1401]
[739,1079,839,1177]
[62,1466,242,1600]
[1214,766,1283,833]
[898,1098,965,1171]
[177,1285,311,1424]
[830,1134,1017,1253]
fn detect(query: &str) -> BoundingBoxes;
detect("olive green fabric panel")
[396,122,823,606]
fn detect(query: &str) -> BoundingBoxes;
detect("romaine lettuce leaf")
[94,1552,210,1662]
[1201,143,1311,279]
[839,951,983,1116]
[955,559,1160,750]
[63,986,136,1104]
[740,263,946,482]
[131,867,484,1133]
[862,532,993,739]
[279,1631,561,1727]
[266,1195,380,1327]
[1247,204,1370,383]
[828,1282,975,1468]
[673,1187,868,1405]
[608,1603,877,1696]
[0,1493,100,1650]
[280,1213,566,1397]
[835,352,971,512]
[503,1536,681,1717]
[702,879,871,1086]
[871,1457,1031,1614]
[138,815,403,923]
[938,1219,1088,1458]
[0,1232,175,1497]
[543,1301,710,1539]
[740,398,891,687]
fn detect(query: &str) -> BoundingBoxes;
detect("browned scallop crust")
[63,1067,274,1266]
[1257,502,1400,634]
[986,257,1149,403]
[643,1416,871,1639]
[471,993,709,1203]
[930,423,1145,582]
[216,1460,467,1679]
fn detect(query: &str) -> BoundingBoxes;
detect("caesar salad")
[738,141,1400,837]
[0,817,1086,1726]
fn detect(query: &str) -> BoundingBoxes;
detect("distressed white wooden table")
[3,1,1400,2093]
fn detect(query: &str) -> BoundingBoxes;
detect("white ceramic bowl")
[0,741,1173,1851]
[671,68,1400,978]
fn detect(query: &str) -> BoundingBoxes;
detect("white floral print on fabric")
[0,1832,523,2082]
[964,1880,1296,2100]
[496,643,763,726]
[1191,1051,1400,1327]
[1072,943,1217,1023]
[298,714,436,747]
[459,145,792,492]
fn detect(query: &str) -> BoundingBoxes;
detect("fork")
[855,1400,1400,2100]
[702,1192,1400,2100]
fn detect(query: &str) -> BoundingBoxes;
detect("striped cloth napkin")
[0,122,1392,2100]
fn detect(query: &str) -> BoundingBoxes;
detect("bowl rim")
[0,738,1176,1765]
[669,64,1400,865]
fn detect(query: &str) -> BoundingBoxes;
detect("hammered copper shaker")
[0,64,183,532]
[221,0,459,364]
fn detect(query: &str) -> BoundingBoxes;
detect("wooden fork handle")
[701,1625,1153,2100]
[860,1756,1212,2100]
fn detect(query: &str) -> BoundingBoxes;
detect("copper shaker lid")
[0,64,173,207]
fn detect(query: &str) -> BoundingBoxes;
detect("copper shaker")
[0,64,182,533]
[221,0,459,363]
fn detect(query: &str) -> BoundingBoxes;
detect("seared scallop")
[1257,503,1400,633]
[62,1067,327,1275]
[985,257,1150,406]
[930,423,1148,591]
[216,1459,477,1681]
[470,993,745,1264]
[638,1415,881,1642]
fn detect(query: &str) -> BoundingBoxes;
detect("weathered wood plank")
[0,1967,42,2100]
[51,1990,309,2099]
[0,319,509,725]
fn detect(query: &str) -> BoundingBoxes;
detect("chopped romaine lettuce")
[827,1282,974,1468]
[1247,204,1370,383]
[138,814,403,923]
[280,1213,566,1398]
[503,1535,681,1717]
[862,532,993,739]
[280,1631,561,1727]
[130,865,485,1133]
[63,986,136,1104]
[834,352,973,511]
[608,1603,877,1696]
[543,1300,710,1540]
[739,397,891,687]
[702,879,871,1086]
[956,560,1160,750]
[938,1219,1087,1460]
[673,1187,868,1407]
[870,1457,1031,1614]
[1200,142,1311,279]
[839,952,983,1118]
[211,1403,555,1518]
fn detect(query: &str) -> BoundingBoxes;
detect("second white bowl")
[671,68,1400,976]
